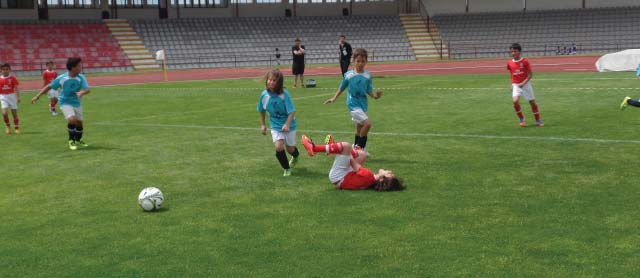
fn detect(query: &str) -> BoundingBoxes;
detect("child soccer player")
[324,48,382,150]
[32,57,90,150]
[258,69,300,176]
[42,61,59,115]
[0,63,20,135]
[507,43,543,127]
[301,134,404,191]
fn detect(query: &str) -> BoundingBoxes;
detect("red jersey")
[507,58,531,84]
[0,75,19,95]
[339,167,376,190]
[43,70,58,86]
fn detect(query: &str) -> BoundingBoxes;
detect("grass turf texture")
[1,72,639,277]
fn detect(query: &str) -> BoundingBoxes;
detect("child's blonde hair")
[265,69,284,94]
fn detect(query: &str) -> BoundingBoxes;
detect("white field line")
[105,93,336,122]
[92,122,640,144]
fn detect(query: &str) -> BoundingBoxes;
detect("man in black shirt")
[339,34,352,76]
[292,38,305,88]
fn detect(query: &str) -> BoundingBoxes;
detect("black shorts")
[292,63,305,75]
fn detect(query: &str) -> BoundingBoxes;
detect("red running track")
[19,56,598,91]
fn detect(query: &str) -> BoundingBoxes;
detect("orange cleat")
[301,135,315,157]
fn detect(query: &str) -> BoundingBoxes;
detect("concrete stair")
[400,14,449,61]
[104,19,161,72]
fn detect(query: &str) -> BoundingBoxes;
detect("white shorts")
[270,129,297,146]
[47,89,59,99]
[60,105,83,121]
[350,109,369,124]
[0,93,18,110]
[329,154,352,186]
[512,82,535,101]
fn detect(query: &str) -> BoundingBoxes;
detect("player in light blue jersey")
[324,48,382,150]
[258,69,300,176]
[32,57,90,150]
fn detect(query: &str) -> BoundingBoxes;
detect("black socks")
[275,150,290,170]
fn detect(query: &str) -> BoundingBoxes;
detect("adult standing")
[292,38,305,88]
[339,35,352,76]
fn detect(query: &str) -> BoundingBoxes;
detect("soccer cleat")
[324,134,335,156]
[5,128,10,135]
[14,128,19,135]
[283,168,292,177]
[301,134,315,157]
[536,121,545,127]
[289,155,298,168]
[77,140,89,147]
[68,140,78,150]
[51,111,58,116]
[621,96,631,110]
[324,134,334,144]
[519,121,526,127]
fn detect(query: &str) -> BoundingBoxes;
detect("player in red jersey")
[301,134,404,191]
[507,43,543,127]
[42,61,59,115]
[0,63,20,135]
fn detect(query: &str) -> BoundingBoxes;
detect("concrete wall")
[0,9,38,19]
[527,0,581,11]
[586,0,639,8]
[469,0,521,13]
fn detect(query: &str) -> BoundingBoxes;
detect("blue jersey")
[339,70,373,112]
[636,65,640,77]
[49,72,89,107]
[257,89,296,131]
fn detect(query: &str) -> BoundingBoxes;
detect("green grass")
[1,71,640,277]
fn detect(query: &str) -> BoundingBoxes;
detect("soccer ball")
[138,187,164,211]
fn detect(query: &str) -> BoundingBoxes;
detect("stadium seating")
[434,6,640,59]
[0,20,133,76]
[130,16,415,70]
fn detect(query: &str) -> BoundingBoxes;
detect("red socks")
[50,99,58,111]
[13,116,18,129]
[531,103,541,121]
[513,104,524,120]
[3,115,9,128]
[313,143,344,154]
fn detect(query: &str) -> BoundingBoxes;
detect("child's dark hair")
[340,34,346,39]
[373,177,404,192]
[510,43,522,51]
[265,69,284,94]
[46,60,54,66]
[66,57,82,71]
[1,63,10,69]
[295,38,301,43]
[353,48,368,61]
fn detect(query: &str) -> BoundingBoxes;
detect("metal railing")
[165,48,416,69]
[447,41,637,59]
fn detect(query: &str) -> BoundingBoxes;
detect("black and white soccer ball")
[138,187,164,211]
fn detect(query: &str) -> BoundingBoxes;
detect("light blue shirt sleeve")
[284,91,295,114]
[80,75,89,90]
[50,76,61,90]
[339,77,349,91]
[257,92,266,112]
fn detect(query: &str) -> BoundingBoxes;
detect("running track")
[19,56,598,91]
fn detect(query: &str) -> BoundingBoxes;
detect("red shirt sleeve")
[12,76,19,86]
[339,167,376,190]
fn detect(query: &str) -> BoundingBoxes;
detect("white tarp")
[155,50,165,61]
[596,49,640,72]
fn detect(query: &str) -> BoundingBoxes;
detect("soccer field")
[2,71,639,276]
